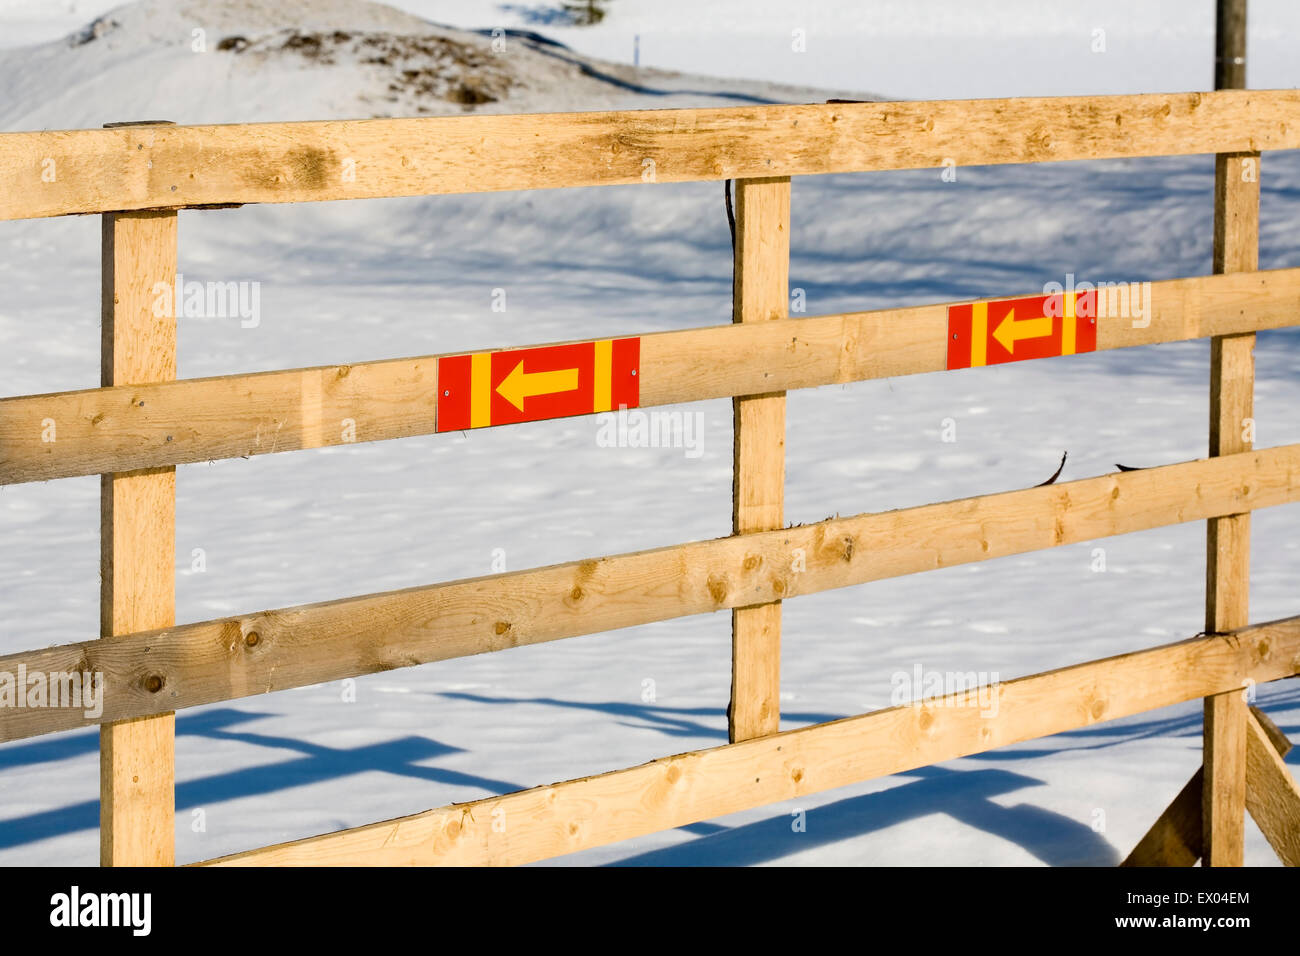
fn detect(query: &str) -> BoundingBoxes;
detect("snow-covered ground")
[0,0,1298,866]
[7,0,1300,97]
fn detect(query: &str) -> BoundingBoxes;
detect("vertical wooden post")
[1203,3,1255,867]
[728,177,790,743]
[100,123,178,866]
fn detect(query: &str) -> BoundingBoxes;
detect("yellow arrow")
[992,307,1053,354]
[496,360,580,412]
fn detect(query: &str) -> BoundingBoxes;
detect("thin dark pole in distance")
[1216,0,1247,90]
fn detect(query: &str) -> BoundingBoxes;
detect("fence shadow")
[0,707,521,851]
[602,764,1119,866]
[436,690,845,740]
[0,686,1293,854]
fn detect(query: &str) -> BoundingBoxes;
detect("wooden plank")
[195,619,1300,866]
[1121,769,1203,867]
[1203,146,1259,868]
[1245,708,1300,866]
[1249,704,1292,757]
[1122,704,1293,866]
[4,90,1300,221]
[729,176,789,742]
[0,357,439,485]
[1203,688,1248,866]
[99,202,177,867]
[3,443,1299,745]
[5,267,1300,486]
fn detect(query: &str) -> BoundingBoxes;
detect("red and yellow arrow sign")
[992,308,1053,354]
[437,338,640,431]
[947,290,1095,369]
[496,362,580,412]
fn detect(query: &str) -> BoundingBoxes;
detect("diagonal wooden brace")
[1123,706,1297,866]
[1245,706,1300,865]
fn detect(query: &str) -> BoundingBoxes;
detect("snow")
[0,0,1298,867]
[282,0,1300,99]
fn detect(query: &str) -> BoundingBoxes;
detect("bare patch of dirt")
[218,29,514,109]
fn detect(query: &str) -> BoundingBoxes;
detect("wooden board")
[99,205,177,867]
[1120,769,1203,867]
[1107,706,1291,866]
[1202,149,1260,867]
[4,90,1300,220]
[194,618,1300,866]
[729,176,789,742]
[5,268,1300,486]
[1245,709,1300,866]
[2,443,1299,744]
[1249,704,1292,758]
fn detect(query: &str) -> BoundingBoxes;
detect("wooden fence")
[1,90,1298,867]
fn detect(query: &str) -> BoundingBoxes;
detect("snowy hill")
[11,0,1300,99]
[0,0,1297,868]
[0,0,874,130]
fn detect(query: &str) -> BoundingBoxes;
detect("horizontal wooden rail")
[2,443,1297,744]
[4,268,1298,486]
[196,615,1300,865]
[3,90,1300,220]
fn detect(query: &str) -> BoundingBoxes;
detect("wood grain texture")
[729,177,789,742]
[3,444,1299,745]
[1245,709,1300,866]
[5,267,1299,486]
[1203,147,1259,868]
[1249,704,1292,758]
[1121,769,1203,867]
[196,619,1300,866]
[3,91,1300,220]
[1120,706,1292,866]
[99,206,177,867]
